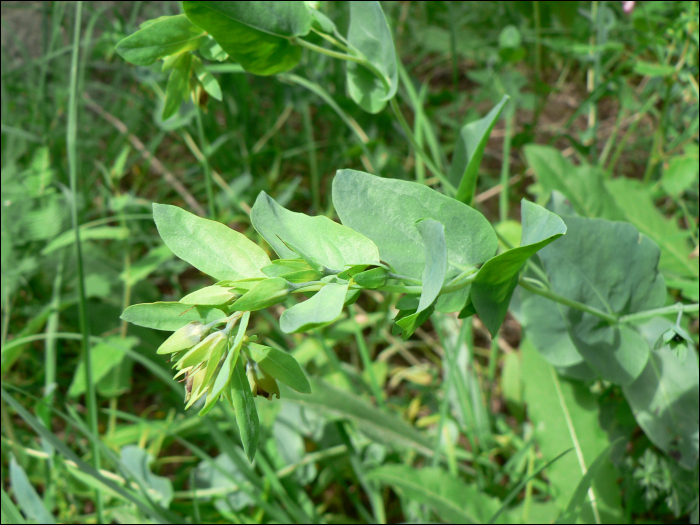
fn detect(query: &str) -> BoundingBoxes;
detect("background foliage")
[1,1,698,523]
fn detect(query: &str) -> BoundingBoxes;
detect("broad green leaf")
[192,57,222,101]
[10,456,55,524]
[247,343,311,393]
[472,200,566,336]
[623,346,699,469]
[68,336,138,397]
[121,302,225,331]
[366,465,501,524]
[42,226,130,255]
[162,53,191,120]
[251,191,380,271]
[153,203,270,281]
[230,359,259,462]
[282,377,434,456]
[230,277,291,312]
[346,1,398,113]
[521,339,624,522]
[606,178,698,278]
[538,216,666,385]
[183,2,311,76]
[118,445,173,508]
[280,282,348,333]
[521,292,586,368]
[333,170,497,279]
[180,284,237,305]
[524,145,624,220]
[395,304,434,339]
[450,95,509,204]
[115,14,206,66]
[415,219,447,312]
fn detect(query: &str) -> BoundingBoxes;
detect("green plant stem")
[67,3,103,522]
[301,102,321,212]
[499,106,514,222]
[518,277,618,324]
[293,36,366,65]
[390,98,456,194]
[195,108,216,218]
[618,303,699,324]
[349,305,385,408]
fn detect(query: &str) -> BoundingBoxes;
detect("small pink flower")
[622,1,635,13]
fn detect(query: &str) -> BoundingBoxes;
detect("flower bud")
[157,321,210,355]
[245,361,280,400]
[353,267,389,289]
[175,331,227,370]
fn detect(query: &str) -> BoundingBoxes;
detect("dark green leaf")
[353,267,388,289]
[280,282,348,333]
[153,203,270,281]
[537,216,666,385]
[121,302,226,331]
[183,2,311,76]
[450,95,509,204]
[115,14,206,66]
[346,1,398,113]
[623,345,699,469]
[247,343,311,393]
[472,200,566,336]
[333,170,497,280]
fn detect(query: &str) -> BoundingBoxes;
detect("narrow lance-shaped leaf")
[346,1,398,113]
[280,282,349,333]
[450,95,509,204]
[366,465,501,524]
[472,200,566,336]
[162,53,191,120]
[247,343,311,394]
[231,359,260,462]
[230,277,291,312]
[183,1,311,76]
[121,302,225,331]
[153,203,270,281]
[521,339,625,522]
[115,14,206,66]
[251,191,380,271]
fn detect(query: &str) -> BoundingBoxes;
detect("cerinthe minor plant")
[117,1,699,470]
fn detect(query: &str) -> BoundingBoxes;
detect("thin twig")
[82,92,206,216]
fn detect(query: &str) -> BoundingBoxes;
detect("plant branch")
[618,303,699,324]
[518,277,618,324]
